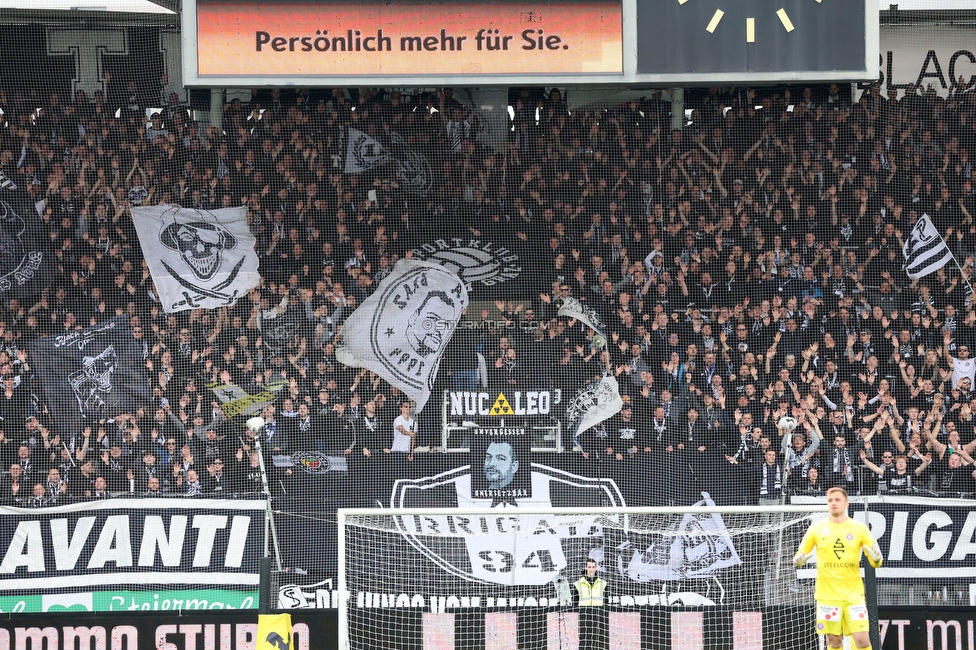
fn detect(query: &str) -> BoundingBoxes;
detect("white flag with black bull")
[903,213,953,279]
[345,127,433,197]
[335,259,468,412]
[130,206,260,313]
[566,375,623,437]
[557,296,607,336]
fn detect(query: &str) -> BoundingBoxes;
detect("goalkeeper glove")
[863,542,883,565]
[793,552,812,567]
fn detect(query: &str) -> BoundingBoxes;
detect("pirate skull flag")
[0,169,54,299]
[130,205,260,313]
[345,127,433,197]
[335,259,468,412]
[29,316,151,436]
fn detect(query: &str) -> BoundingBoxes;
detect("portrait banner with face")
[471,429,532,503]
[28,316,152,437]
[130,206,261,313]
[335,259,468,412]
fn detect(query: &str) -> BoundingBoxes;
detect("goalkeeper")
[793,487,882,650]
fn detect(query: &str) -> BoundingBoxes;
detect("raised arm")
[924,424,947,457]
[943,329,956,371]
[914,451,933,476]
[858,449,886,476]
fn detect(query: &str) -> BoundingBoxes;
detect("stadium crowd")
[0,80,975,507]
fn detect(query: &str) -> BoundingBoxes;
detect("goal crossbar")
[336,504,829,650]
[337,504,829,518]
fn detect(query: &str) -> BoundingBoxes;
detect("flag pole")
[950,253,976,305]
[247,417,284,573]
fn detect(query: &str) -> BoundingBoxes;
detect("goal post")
[337,504,830,650]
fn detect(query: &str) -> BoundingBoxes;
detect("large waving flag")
[345,127,433,196]
[207,378,289,421]
[28,316,151,436]
[903,214,953,279]
[130,205,260,312]
[0,169,54,299]
[558,296,607,336]
[335,259,468,412]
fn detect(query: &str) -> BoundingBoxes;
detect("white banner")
[860,25,976,97]
[130,206,260,313]
[0,498,264,590]
[335,259,468,412]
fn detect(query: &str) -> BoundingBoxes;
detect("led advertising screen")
[190,0,622,79]
[183,0,875,85]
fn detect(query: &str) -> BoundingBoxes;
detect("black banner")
[405,235,530,299]
[28,316,152,436]
[4,462,974,616]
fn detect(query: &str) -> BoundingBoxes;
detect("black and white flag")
[903,213,953,279]
[565,375,623,438]
[261,309,306,358]
[557,297,606,336]
[130,206,260,313]
[617,491,742,582]
[29,317,151,436]
[335,259,468,412]
[345,127,433,197]
[0,169,54,298]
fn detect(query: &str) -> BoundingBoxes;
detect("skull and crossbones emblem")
[158,216,245,309]
[160,220,236,281]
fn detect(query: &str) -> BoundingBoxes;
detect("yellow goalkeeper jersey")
[797,517,880,602]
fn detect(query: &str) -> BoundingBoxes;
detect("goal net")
[338,504,829,650]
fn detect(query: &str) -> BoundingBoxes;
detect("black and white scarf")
[833,447,854,481]
[760,462,782,497]
[787,445,817,478]
[652,418,668,441]
[824,372,839,390]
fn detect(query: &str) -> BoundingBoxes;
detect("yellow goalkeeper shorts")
[816,601,870,636]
